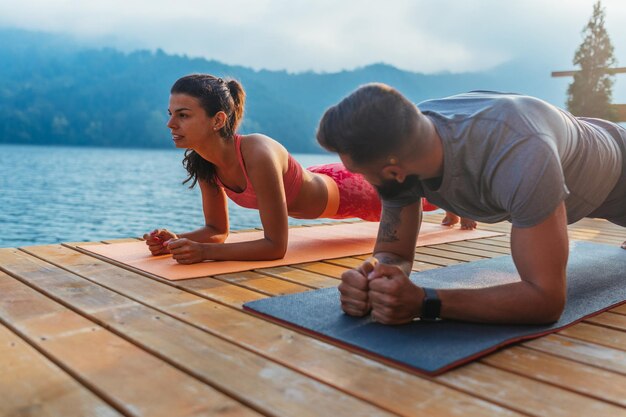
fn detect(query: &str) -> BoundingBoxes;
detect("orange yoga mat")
[81,222,502,281]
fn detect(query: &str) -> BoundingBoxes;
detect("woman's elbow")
[213,232,228,243]
[206,226,228,243]
[265,240,288,260]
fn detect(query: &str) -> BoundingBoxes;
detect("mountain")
[0,28,569,153]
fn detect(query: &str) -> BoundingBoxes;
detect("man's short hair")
[316,83,419,164]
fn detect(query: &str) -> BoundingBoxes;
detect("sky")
[0,0,625,76]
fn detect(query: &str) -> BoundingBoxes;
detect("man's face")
[338,153,420,199]
[338,153,385,185]
[374,175,421,199]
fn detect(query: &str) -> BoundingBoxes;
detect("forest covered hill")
[0,28,568,152]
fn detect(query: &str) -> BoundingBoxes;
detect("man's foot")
[460,217,477,230]
[441,212,460,227]
[442,212,477,230]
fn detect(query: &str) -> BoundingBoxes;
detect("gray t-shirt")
[383,91,623,227]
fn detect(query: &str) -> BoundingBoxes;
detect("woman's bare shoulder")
[240,133,288,161]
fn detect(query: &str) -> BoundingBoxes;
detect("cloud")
[0,0,624,74]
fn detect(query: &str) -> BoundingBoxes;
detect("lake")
[0,144,341,248]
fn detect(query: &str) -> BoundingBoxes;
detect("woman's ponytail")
[226,79,246,135]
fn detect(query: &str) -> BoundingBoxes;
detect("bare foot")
[460,217,477,230]
[622,241,625,250]
[441,212,459,227]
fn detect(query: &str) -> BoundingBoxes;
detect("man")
[316,84,625,325]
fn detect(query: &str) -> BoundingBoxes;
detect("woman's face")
[167,93,214,150]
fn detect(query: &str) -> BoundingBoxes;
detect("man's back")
[411,91,623,226]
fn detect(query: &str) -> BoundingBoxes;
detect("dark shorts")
[585,119,626,227]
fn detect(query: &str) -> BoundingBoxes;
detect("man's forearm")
[373,251,413,276]
[439,280,565,324]
[372,201,422,274]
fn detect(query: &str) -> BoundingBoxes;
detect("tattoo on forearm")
[378,206,402,242]
[377,255,402,265]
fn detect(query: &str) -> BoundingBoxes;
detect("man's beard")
[374,174,421,200]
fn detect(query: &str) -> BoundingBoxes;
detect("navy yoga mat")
[244,241,626,375]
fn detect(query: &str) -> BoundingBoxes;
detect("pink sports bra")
[216,134,305,209]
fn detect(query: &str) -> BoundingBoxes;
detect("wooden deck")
[0,213,624,417]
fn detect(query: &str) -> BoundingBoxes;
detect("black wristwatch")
[420,287,441,321]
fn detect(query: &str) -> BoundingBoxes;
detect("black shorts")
[585,119,626,227]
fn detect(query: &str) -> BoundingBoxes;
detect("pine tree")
[566,1,617,120]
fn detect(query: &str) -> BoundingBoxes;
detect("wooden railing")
[611,104,626,122]
[552,67,626,122]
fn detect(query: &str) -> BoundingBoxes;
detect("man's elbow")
[533,293,566,324]
[274,242,288,259]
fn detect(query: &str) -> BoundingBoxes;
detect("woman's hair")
[316,83,418,165]
[171,74,246,188]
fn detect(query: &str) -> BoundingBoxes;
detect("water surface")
[0,144,341,247]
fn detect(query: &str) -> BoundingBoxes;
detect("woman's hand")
[143,229,178,255]
[165,238,207,264]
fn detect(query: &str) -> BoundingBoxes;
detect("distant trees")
[566,1,617,120]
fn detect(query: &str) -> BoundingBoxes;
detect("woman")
[144,74,473,264]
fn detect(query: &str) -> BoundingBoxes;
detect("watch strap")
[420,287,441,321]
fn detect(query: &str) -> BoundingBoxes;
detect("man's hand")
[165,238,206,264]
[338,258,377,317]
[368,263,423,325]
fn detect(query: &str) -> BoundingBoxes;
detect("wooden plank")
[22,244,524,417]
[469,237,511,248]
[213,270,313,296]
[257,265,340,289]
[570,224,626,237]
[559,322,626,351]
[425,243,498,258]
[412,252,461,267]
[353,255,442,272]
[294,261,350,277]
[438,362,626,417]
[613,304,626,315]
[414,247,484,262]
[447,241,511,254]
[0,248,397,417]
[325,256,442,273]
[0,320,123,417]
[325,257,371,269]
[0,271,258,417]
[567,231,621,245]
[481,235,511,243]
[571,218,625,232]
[585,312,626,332]
[482,346,626,407]
[169,276,268,308]
[524,334,626,375]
